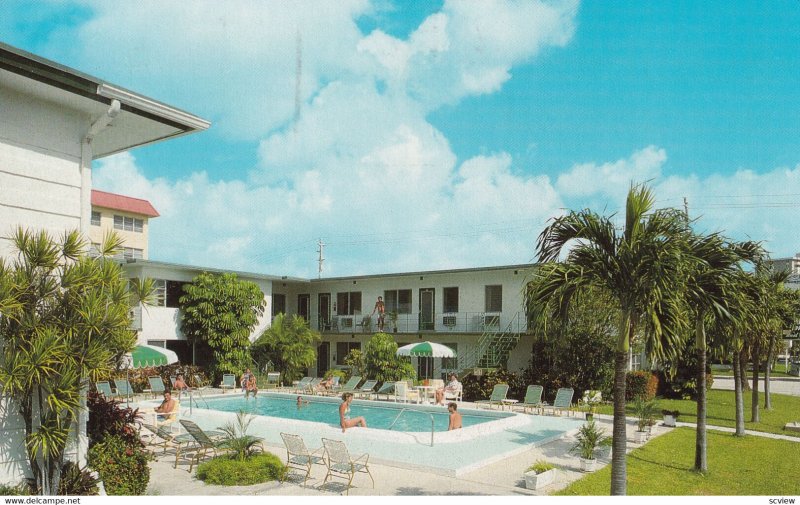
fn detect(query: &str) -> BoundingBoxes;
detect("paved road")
[712,376,800,397]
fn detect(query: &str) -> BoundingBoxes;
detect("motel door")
[318,293,331,331]
[419,288,435,331]
[298,294,310,322]
[317,342,330,376]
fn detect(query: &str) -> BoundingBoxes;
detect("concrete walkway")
[712,375,800,397]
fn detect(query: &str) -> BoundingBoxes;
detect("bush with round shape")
[88,435,151,495]
[625,371,659,401]
[461,369,524,402]
[196,453,287,486]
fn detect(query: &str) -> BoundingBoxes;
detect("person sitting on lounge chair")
[245,374,258,398]
[154,391,178,422]
[173,374,189,392]
[339,392,367,433]
[435,374,462,406]
[317,376,335,393]
[448,402,462,430]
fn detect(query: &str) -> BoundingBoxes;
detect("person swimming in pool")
[339,392,367,433]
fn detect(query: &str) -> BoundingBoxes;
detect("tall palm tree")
[528,184,689,496]
[680,234,761,472]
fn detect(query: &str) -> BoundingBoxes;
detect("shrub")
[57,462,99,496]
[462,369,524,402]
[0,482,32,495]
[625,371,658,401]
[632,396,658,431]
[87,390,142,448]
[99,365,210,393]
[323,368,346,381]
[88,435,151,495]
[196,453,287,486]
[569,421,609,460]
[526,461,555,474]
[363,333,416,382]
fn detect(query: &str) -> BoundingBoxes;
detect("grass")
[594,389,800,437]
[713,362,795,378]
[556,427,800,495]
[196,453,287,486]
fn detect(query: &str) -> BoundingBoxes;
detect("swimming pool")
[201,394,503,432]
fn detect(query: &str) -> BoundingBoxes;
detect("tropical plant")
[87,434,151,495]
[570,421,610,460]
[251,313,320,384]
[0,228,152,494]
[679,232,761,472]
[362,332,416,382]
[218,411,262,461]
[86,390,142,448]
[632,396,658,432]
[461,368,525,402]
[527,184,690,495]
[57,462,99,496]
[196,453,286,486]
[527,461,555,474]
[179,272,265,380]
[343,348,365,379]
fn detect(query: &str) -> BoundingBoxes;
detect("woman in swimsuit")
[339,392,367,432]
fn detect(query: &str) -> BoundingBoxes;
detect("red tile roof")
[91,189,160,218]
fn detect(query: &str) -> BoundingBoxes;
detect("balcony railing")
[316,311,526,334]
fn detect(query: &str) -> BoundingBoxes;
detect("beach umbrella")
[124,344,179,368]
[396,341,456,358]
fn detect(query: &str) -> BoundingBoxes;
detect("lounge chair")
[265,372,281,389]
[443,382,463,403]
[280,433,326,485]
[354,379,378,399]
[95,381,114,398]
[393,381,420,403]
[144,400,181,428]
[520,385,544,414]
[337,376,362,394]
[474,383,509,409]
[219,374,236,393]
[304,378,323,394]
[140,423,196,466]
[293,377,313,393]
[148,376,167,398]
[179,419,255,472]
[321,438,374,495]
[543,387,574,416]
[372,382,394,400]
[113,379,135,399]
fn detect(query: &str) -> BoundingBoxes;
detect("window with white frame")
[630,351,642,371]
[88,243,102,257]
[153,279,167,307]
[91,211,101,226]
[485,285,502,312]
[384,289,412,314]
[113,215,144,233]
[336,291,362,316]
[443,287,459,313]
[114,247,143,260]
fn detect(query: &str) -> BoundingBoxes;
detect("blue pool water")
[201,395,501,432]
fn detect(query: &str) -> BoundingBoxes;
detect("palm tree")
[252,313,320,384]
[528,184,689,496]
[680,233,761,472]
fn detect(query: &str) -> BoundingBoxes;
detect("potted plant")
[570,420,609,472]
[581,390,602,421]
[523,460,556,490]
[661,409,680,427]
[633,396,658,443]
[389,311,398,333]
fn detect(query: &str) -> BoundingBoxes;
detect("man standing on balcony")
[371,295,385,332]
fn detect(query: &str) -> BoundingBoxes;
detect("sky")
[3,1,800,278]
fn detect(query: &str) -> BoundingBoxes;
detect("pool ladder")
[387,407,435,447]
[185,388,210,415]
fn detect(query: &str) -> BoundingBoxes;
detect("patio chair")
[113,379,135,399]
[140,423,196,466]
[337,376,362,394]
[219,374,236,393]
[144,400,181,428]
[304,377,323,394]
[443,381,463,403]
[148,376,167,398]
[354,379,378,399]
[179,419,256,472]
[94,381,114,398]
[543,387,575,416]
[372,382,395,400]
[321,438,374,495]
[293,377,313,393]
[474,383,509,409]
[280,433,326,485]
[265,372,281,389]
[520,385,544,414]
[393,381,420,403]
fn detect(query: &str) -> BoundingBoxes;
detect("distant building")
[772,252,800,276]
[90,189,159,259]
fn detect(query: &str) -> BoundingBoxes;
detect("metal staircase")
[459,313,523,374]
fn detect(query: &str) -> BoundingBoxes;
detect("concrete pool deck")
[139,393,678,495]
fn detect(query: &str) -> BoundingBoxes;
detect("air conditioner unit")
[482,314,500,327]
[340,316,354,329]
[442,315,457,327]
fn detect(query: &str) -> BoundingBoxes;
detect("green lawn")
[713,362,795,378]
[557,427,800,495]
[593,389,800,438]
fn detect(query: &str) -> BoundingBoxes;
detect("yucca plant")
[570,420,610,460]
[218,411,262,461]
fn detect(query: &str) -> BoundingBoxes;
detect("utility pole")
[317,238,325,279]
[683,196,689,222]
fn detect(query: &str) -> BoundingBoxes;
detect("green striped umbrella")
[396,341,456,358]
[125,344,179,368]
